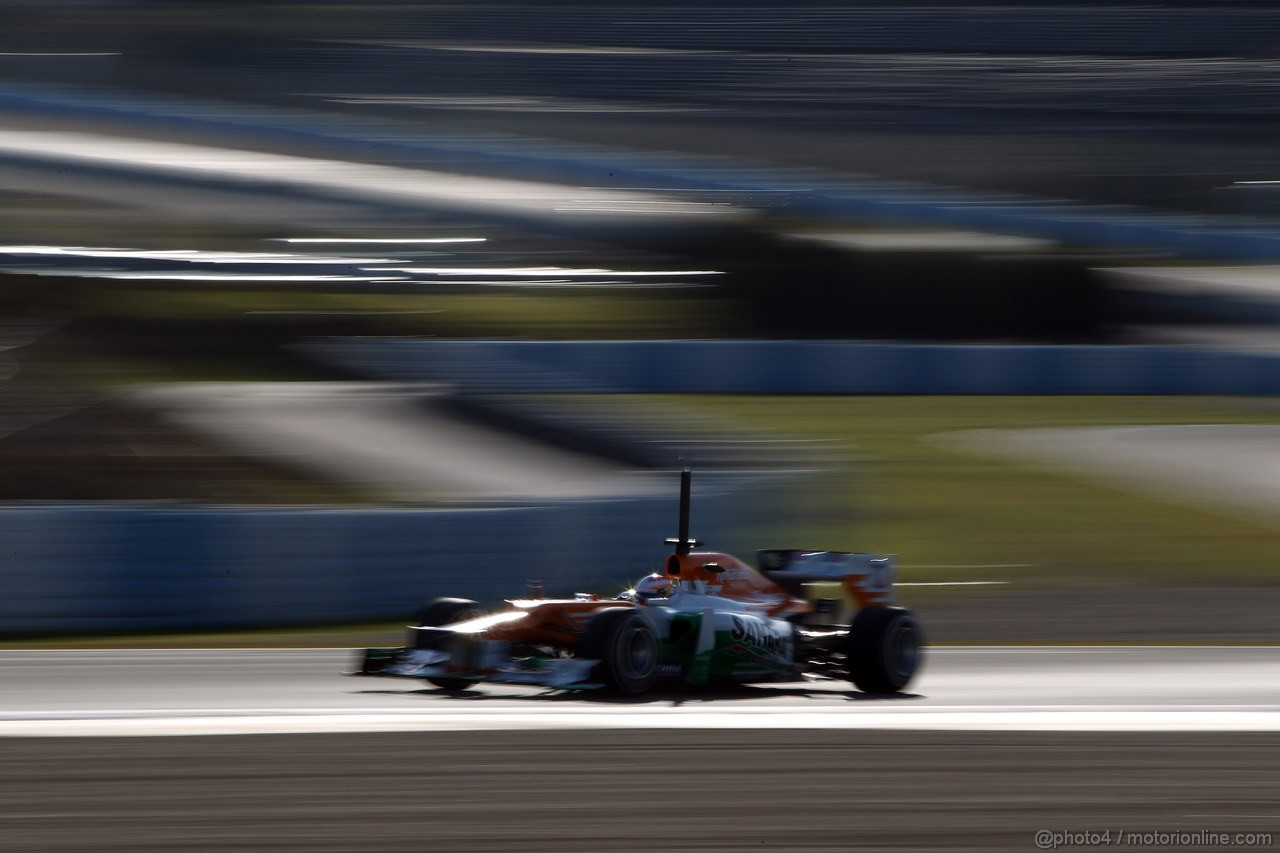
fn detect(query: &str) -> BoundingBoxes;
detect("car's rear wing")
[758,550,895,617]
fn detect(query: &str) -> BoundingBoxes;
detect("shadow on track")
[355,682,925,705]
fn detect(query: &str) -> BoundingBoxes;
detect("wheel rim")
[617,623,657,679]
[885,619,921,683]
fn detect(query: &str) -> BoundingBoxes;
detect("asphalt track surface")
[3,730,1276,853]
[4,648,1279,852]
[6,647,1279,737]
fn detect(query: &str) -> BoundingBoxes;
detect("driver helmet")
[630,573,674,604]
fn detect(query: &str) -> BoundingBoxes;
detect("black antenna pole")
[665,467,702,555]
[676,467,692,555]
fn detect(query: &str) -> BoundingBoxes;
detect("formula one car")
[354,470,923,694]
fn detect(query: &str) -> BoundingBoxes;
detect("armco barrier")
[315,339,1280,396]
[0,471,800,635]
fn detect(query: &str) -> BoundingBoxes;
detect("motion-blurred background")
[2,0,1279,643]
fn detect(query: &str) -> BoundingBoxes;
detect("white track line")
[4,706,1280,737]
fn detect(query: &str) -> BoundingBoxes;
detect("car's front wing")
[353,646,601,689]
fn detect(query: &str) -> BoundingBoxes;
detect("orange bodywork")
[663,550,812,617]
[480,598,625,648]
[460,549,813,649]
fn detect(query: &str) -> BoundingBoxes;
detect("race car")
[354,470,923,694]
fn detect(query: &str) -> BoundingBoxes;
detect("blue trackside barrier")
[313,339,1280,396]
[0,471,799,635]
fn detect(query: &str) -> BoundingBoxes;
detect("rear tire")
[845,606,923,694]
[412,597,481,691]
[578,608,659,695]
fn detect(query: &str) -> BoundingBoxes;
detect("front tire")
[845,606,923,694]
[412,597,481,691]
[414,597,481,631]
[578,608,659,695]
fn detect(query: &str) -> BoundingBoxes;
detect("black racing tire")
[578,607,659,695]
[845,606,924,694]
[412,597,481,691]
